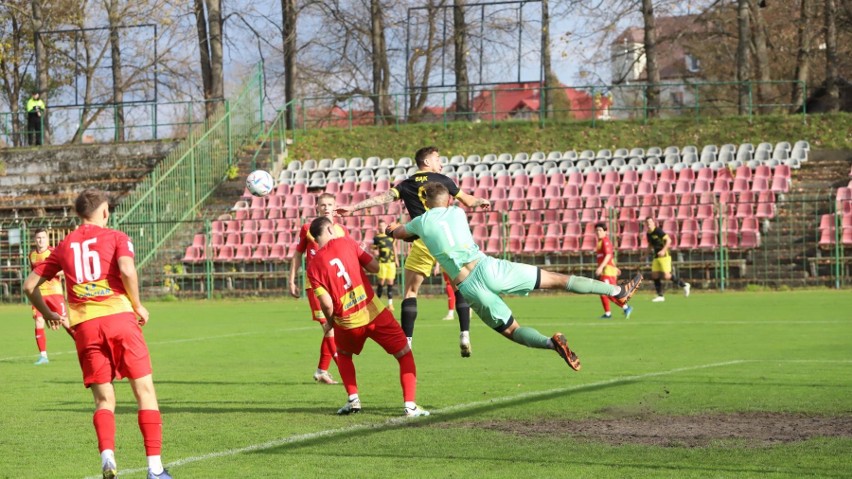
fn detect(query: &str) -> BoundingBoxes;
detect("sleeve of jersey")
[404,217,423,237]
[357,245,374,266]
[441,175,461,197]
[33,249,61,279]
[604,238,614,255]
[389,185,401,199]
[295,226,308,253]
[306,267,327,297]
[115,231,135,258]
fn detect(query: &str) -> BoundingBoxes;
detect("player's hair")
[594,222,607,231]
[309,216,333,240]
[33,227,47,236]
[414,146,439,168]
[422,181,450,208]
[74,189,110,219]
[317,192,335,203]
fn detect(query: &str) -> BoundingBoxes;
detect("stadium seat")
[680,219,698,234]
[215,246,235,261]
[621,220,640,235]
[257,232,275,246]
[622,195,639,208]
[679,232,697,249]
[619,234,639,251]
[698,231,717,250]
[770,176,789,193]
[182,246,203,263]
[657,205,675,221]
[735,202,754,219]
[662,219,679,236]
[740,231,761,249]
[522,234,541,253]
[542,236,561,252]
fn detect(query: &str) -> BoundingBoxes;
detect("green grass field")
[1,290,851,479]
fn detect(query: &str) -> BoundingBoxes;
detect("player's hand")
[385,222,401,236]
[335,206,353,217]
[134,304,150,326]
[615,267,622,276]
[595,267,603,277]
[44,311,65,330]
[478,199,492,210]
[289,281,301,298]
[657,250,666,257]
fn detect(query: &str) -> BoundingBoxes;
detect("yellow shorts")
[651,255,672,274]
[378,262,397,282]
[404,239,436,277]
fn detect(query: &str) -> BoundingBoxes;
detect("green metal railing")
[111,63,264,270]
[292,80,807,132]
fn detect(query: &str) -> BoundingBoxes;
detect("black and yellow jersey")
[373,233,395,263]
[647,227,671,256]
[390,171,461,218]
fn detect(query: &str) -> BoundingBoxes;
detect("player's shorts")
[651,255,672,274]
[457,256,539,332]
[333,309,408,356]
[404,239,436,277]
[32,294,66,320]
[306,288,326,323]
[377,262,396,282]
[73,312,152,388]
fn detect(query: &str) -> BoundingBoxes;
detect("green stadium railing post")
[834,200,841,289]
[225,100,233,168]
[205,220,213,300]
[490,88,496,128]
[152,103,158,140]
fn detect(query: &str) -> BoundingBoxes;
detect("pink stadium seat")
[755,191,776,219]
[585,195,602,209]
[524,209,542,224]
[567,171,584,187]
[740,217,759,234]
[619,182,636,196]
[696,167,713,182]
[657,205,675,221]
[564,222,582,237]
[562,184,580,199]
[478,175,495,189]
[542,209,560,223]
[276,231,293,246]
[508,185,525,200]
[695,203,714,220]
[751,177,769,192]
[562,209,579,224]
[675,203,694,220]
[581,234,597,251]
[242,233,258,246]
[340,181,356,194]
[640,169,657,184]
[349,229,362,242]
[544,184,561,198]
[681,219,699,234]
[258,232,275,246]
[225,220,240,233]
[603,170,620,185]
[358,180,374,193]
[636,182,654,196]
[581,182,599,197]
[234,209,249,220]
[732,177,750,193]
[523,235,541,253]
[251,245,269,261]
[274,218,293,232]
[234,245,252,261]
[620,234,639,251]
[548,173,565,186]
[842,227,852,245]
[484,238,502,255]
[660,194,677,206]
[622,170,639,185]
[325,182,340,194]
[526,185,543,199]
[513,174,530,188]
[680,192,696,206]
[215,246,235,261]
[275,183,291,196]
[639,233,648,250]
[674,179,692,194]
[580,208,601,223]
[724,217,739,233]
[491,186,508,200]
[249,207,266,220]
[660,169,676,183]
[508,224,526,239]
[622,195,640,208]
[678,168,695,182]
[211,233,224,247]
[600,183,617,197]
[225,233,241,246]
[286,243,300,259]
[640,194,658,207]
[182,246,202,263]
[530,174,547,187]
[638,206,655,221]
[292,183,307,195]
[192,234,206,247]
[713,177,731,194]
[460,176,476,190]
[722,231,738,249]
[621,220,640,235]
[561,235,580,253]
[655,181,673,195]
[698,231,717,249]
[283,195,299,208]
[770,176,789,193]
[507,238,523,254]
[754,165,771,179]
[619,207,637,222]
[679,232,697,249]
[495,175,512,188]
[267,207,283,220]
[774,164,791,180]
[662,219,679,236]
[586,171,602,185]
[250,196,266,209]
[542,236,561,253]
[270,244,287,261]
[735,202,754,219]
[564,196,582,210]
[546,223,564,237]
[716,167,734,183]
[740,231,761,249]
[693,179,711,194]
[267,195,282,209]
[700,218,717,233]
[240,220,257,233]
[734,165,751,181]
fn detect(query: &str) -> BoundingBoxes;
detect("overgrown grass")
[286,113,852,161]
[1,290,850,478]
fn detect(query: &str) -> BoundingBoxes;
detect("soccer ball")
[246,169,274,197]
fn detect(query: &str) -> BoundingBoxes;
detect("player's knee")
[393,344,411,358]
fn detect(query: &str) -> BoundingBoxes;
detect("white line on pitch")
[82,359,746,479]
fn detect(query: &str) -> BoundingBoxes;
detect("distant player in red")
[306,216,429,417]
[289,192,348,385]
[433,264,456,321]
[28,227,73,364]
[595,223,632,319]
[23,189,172,479]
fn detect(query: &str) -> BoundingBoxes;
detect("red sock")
[35,328,46,353]
[92,409,116,452]
[444,274,455,310]
[600,295,611,314]
[327,336,339,366]
[138,409,163,456]
[336,353,358,396]
[318,336,334,370]
[397,351,417,402]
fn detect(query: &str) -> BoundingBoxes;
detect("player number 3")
[329,258,352,290]
[69,238,101,283]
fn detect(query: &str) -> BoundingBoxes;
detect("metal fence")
[0,100,225,147]
[291,80,807,132]
[112,63,265,270]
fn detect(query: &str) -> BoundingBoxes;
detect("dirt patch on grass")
[447,412,852,447]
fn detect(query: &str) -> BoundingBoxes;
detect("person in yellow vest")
[26,92,46,146]
[28,228,73,364]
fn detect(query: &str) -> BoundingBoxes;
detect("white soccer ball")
[246,169,274,197]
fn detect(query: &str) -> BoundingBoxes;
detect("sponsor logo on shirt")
[73,279,114,299]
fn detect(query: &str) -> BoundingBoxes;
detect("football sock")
[376,284,384,298]
[138,410,163,456]
[93,409,116,452]
[387,284,394,301]
[600,294,611,314]
[654,278,664,296]
[672,275,686,288]
[510,326,550,349]
[35,328,46,354]
[318,336,334,370]
[454,289,471,332]
[100,449,115,468]
[328,335,339,365]
[401,298,417,337]
[147,455,164,475]
[336,353,358,396]
[396,351,417,402]
[566,275,619,296]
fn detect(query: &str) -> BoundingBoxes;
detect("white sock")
[388,299,393,306]
[348,393,359,402]
[316,368,326,375]
[460,331,469,340]
[407,337,412,347]
[101,449,115,466]
[602,312,611,317]
[40,351,48,358]
[404,401,417,409]
[623,305,630,311]
[147,455,163,474]
[447,310,454,316]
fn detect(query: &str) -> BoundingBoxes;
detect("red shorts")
[333,309,408,356]
[32,294,66,320]
[73,312,152,387]
[306,288,327,323]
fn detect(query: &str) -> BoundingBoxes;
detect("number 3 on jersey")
[329,258,352,290]
[69,238,101,283]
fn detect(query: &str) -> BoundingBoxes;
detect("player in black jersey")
[337,146,491,357]
[373,219,399,311]
[645,218,691,302]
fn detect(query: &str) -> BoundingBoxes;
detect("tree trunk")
[370,0,384,124]
[736,0,751,115]
[824,0,839,112]
[791,0,812,112]
[281,0,297,129]
[106,0,125,141]
[453,0,471,120]
[641,0,660,117]
[30,0,50,143]
[194,0,213,118]
[195,0,224,119]
[749,0,773,114]
[407,1,438,118]
[541,0,551,119]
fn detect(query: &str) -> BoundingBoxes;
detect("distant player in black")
[645,218,690,302]
[372,219,399,311]
[337,146,491,357]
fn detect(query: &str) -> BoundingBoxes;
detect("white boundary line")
[83,359,748,479]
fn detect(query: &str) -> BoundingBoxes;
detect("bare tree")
[370,0,392,124]
[791,0,812,111]
[748,0,773,113]
[407,1,442,119]
[453,0,471,119]
[736,0,750,114]
[195,0,225,119]
[281,0,297,129]
[105,0,125,140]
[31,0,51,142]
[640,0,660,116]
[824,0,839,111]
